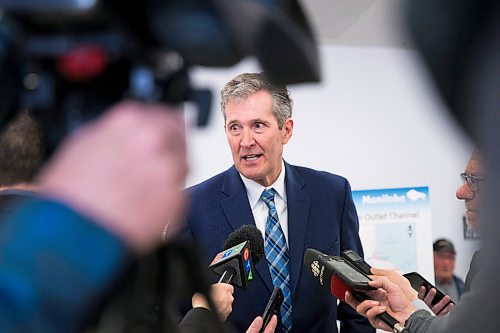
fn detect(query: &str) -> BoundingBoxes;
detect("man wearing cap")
[433,239,465,302]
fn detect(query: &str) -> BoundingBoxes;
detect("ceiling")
[299,0,414,48]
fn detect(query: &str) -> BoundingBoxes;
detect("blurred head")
[220,73,293,186]
[0,111,45,189]
[456,149,484,231]
[433,239,457,284]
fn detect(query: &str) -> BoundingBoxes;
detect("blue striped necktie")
[261,188,292,332]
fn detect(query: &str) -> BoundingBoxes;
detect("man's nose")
[456,182,475,200]
[240,129,255,147]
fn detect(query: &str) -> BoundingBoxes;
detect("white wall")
[184,44,480,280]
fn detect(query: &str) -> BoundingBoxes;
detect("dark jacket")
[183,161,374,333]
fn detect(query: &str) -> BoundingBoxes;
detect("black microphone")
[304,249,408,333]
[209,225,265,289]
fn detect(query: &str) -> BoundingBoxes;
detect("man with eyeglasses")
[457,149,484,233]
[455,149,483,294]
[345,149,487,329]
[402,149,484,315]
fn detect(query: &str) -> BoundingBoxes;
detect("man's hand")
[192,283,235,321]
[418,286,454,315]
[372,269,454,316]
[345,277,416,331]
[38,101,188,253]
[246,315,278,333]
[370,268,418,301]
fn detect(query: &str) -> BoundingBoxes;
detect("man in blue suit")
[184,73,373,333]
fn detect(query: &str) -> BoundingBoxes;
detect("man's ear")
[282,118,294,144]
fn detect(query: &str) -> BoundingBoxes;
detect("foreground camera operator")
[0,101,188,332]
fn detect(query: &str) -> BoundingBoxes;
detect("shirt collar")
[240,160,287,208]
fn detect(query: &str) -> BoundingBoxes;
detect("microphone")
[209,225,265,289]
[304,248,408,333]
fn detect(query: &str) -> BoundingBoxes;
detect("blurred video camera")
[0,0,320,152]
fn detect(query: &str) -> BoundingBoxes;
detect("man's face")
[456,151,483,231]
[433,251,456,283]
[224,90,293,187]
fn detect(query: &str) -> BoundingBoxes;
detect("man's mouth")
[242,154,262,162]
[464,201,478,212]
[467,209,478,212]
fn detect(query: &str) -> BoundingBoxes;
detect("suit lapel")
[285,163,311,294]
[220,166,254,232]
[220,166,274,292]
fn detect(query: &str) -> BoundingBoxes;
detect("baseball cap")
[433,239,456,254]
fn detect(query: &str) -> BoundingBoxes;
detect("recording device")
[0,0,319,153]
[304,248,408,333]
[341,249,373,275]
[403,272,454,312]
[209,225,264,289]
[259,287,284,333]
[304,248,373,292]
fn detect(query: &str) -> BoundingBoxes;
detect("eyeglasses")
[460,173,484,192]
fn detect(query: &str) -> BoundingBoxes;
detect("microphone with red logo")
[209,225,265,289]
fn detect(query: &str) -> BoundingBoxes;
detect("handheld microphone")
[209,225,264,289]
[304,248,408,333]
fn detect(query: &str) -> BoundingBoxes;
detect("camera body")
[0,0,320,153]
[0,3,213,152]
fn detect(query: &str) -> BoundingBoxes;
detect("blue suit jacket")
[184,162,374,333]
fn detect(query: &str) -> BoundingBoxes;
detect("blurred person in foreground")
[183,72,372,333]
[344,0,500,332]
[0,101,188,332]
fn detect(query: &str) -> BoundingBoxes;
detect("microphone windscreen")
[223,225,265,264]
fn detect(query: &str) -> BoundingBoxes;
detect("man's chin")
[238,167,263,183]
[436,275,454,283]
[465,211,480,231]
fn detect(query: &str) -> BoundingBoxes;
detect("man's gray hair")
[220,72,293,129]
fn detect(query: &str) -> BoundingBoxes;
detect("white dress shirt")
[239,161,289,245]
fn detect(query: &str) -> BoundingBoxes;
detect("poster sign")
[352,186,434,279]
